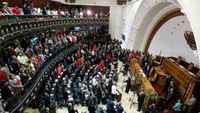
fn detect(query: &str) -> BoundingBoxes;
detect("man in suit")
[137,88,145,112]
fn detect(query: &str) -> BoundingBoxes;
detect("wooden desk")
[130,58,157,96]
[130,59,157,109]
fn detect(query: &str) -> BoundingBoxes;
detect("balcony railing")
[0,15,109,45]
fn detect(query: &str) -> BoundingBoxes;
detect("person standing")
[185,95,197,113]
[163,75,172,92]
[88,104,96,113]
[125,76,131,93]
[172,99,182,113]
[106,98,115,113]
[137,88,145,112]
[148,102,157,113]
[115,102,124,113]
[111,82,118,100]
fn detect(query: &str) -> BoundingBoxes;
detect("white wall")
[177,0,200,65]
[108,0,143,49]
[148,16,199,66]
[122,0,200,65]
[120,0,143,49]
[109,5,123,40]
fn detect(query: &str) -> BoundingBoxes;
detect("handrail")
[0,15,109,26]
[0,17,109,45]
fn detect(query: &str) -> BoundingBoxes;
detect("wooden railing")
[130,58,156,95]
[161,58,199,101]
[130,58,157,110]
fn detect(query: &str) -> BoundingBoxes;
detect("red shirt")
[55,65,63,77]
[77,49,81,58]
[11,7,21,16]
[75,58,82,66]
[97,60,105,72]
[0,70,7,81]
[34,55,42,65]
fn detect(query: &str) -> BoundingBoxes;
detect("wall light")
[80,12,83,16]
[87,10,92,16]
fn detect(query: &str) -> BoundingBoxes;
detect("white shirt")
[92,77,98,86]
[112,85,118,95]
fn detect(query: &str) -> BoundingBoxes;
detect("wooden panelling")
[161,58,199,101]
[130,59,156,95]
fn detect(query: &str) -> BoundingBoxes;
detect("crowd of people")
[36,38,132,113]
[0,29,79,112]
[0,29,197,113]
[0,9,197,112]
[0,1,109,18]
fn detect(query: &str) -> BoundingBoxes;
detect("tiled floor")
[24,61,141,113]
[115,61,141,113]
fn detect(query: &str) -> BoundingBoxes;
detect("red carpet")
[151,82,166,97]
[151,82,180,113]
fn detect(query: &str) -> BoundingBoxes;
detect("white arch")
[126,0,200,64]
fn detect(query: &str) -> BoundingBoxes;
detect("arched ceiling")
[148,15,199,65]
[126,0,200,64]
[144,9,184,52]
